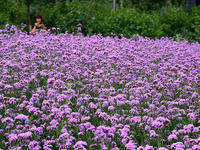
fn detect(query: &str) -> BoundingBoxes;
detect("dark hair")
[34,14,43,23]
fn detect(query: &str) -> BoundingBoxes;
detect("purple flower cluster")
[0,25,199,149]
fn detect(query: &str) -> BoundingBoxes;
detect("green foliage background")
[1,0,200,42]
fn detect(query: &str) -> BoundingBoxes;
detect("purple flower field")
[0,25,200,150]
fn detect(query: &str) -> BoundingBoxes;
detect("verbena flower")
[125,140,137,150]
[1,25,200,149]
[73,141,87,150]
[8,133,18,142]
[168,134,178,141]
[18,131,32,139]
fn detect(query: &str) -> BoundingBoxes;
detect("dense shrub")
[185,6,200,42]
[159,7,190,38]
[43,1,110,35]
[102,8,164,38]
[1,1,200,42]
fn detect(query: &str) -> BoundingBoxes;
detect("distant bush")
[159,7,190,39]
[43,1,110,35]
[184,6,200,42]
[102,8,164,38]
[1,1,200,43]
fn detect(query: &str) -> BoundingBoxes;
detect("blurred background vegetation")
[0,0,200,42]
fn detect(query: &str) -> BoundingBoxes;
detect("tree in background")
[24,0,31,32]
[120,0,123,7]
[166,0,171,8]
[17,0,22,7]
[186,0,196,12]
[139,0,142,7]
[1,0,200,42]
[66,0,72,3]
[113,0,116,11]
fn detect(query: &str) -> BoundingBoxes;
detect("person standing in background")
[30,14,46,35]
